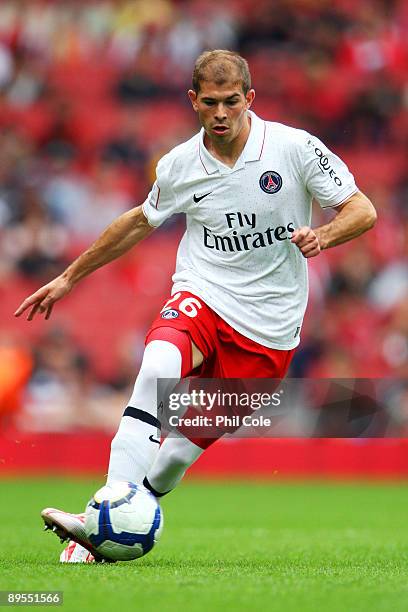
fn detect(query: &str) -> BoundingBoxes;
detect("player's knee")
[146,329,194,377]
[140,339,183,382]
[127,340,182,411]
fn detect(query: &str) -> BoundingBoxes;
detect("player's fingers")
[294,235,317,251]
[290,232,303,244]
[14,296,38,317]
[14,288,49,317]
[40,294,57,312]
[45,303,54,320]
[302,244,320,255]
[303,248,320,258]
[291,227,311,244]
[301,242,321,257]
[27,301,43,321]
[297,235,316,247]
[301,237,319,251]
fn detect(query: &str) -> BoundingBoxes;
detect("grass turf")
[0,478,407,611]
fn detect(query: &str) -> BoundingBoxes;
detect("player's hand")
[291,226,321,258]
[14,275,73,321]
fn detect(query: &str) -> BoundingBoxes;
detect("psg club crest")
[259,171,282,194]
[161,309,179,319]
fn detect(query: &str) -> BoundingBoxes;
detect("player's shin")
[107,340,182,484]
[143,436,204,496]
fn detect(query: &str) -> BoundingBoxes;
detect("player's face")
[188,81,255,145]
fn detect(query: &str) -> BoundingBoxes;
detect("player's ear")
[245,89,255,109]
[188,89,199,112]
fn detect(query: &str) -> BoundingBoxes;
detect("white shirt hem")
[171,282,301,351]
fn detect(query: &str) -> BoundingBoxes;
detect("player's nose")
[214,104,227,121]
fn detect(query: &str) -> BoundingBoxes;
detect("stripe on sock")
[123,406,161,429]
[143,476,169,498]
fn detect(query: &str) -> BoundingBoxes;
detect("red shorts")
[146,291,294,379]
[146,291,295,448]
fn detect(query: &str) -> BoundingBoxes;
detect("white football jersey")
[142,111,357,349]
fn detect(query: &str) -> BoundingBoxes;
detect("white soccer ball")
[84,481,163,561]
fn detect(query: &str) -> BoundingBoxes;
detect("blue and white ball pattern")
[84,481,163,561]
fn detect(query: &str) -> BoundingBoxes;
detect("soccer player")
[15,50,376,562]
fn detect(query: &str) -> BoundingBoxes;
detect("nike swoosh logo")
[193,192,212,203]
[149,435,160,445]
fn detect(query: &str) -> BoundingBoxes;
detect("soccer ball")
[84,481,163,561]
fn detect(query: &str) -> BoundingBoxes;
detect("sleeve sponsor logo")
[313,146,343,187]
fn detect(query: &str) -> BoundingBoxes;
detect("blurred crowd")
[0,0,407,432]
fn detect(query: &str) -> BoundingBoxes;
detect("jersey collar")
[241,110,267,164]
[198,110,266,175]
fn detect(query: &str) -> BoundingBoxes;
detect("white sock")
[107,340,181,484]
[144,436,204,495]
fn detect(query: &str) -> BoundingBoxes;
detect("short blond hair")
[192,50,251,94]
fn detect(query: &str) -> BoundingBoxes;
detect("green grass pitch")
[0,478,407,612]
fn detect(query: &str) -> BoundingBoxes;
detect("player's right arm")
[14,205,154,321]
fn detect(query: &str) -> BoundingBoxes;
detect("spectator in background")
[101,109,147,168]
[20,326,130,432]
[43,157,134,242]
[0,127,33,229]
[2,188,68,281]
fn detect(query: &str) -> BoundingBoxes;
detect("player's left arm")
[291,190,377,258]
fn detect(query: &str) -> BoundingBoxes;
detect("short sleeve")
[142,155,180,227]
[302,133,358,209]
